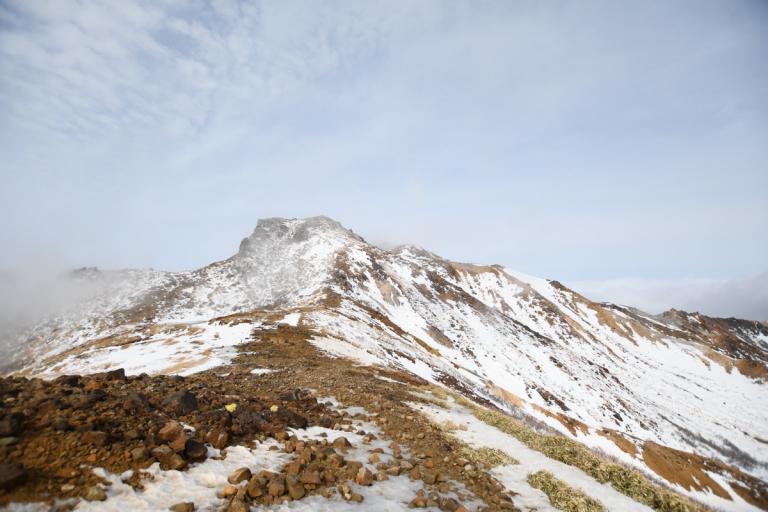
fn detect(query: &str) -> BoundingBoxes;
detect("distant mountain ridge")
[5,216,768,509]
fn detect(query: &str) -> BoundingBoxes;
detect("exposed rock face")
[2,216,767,494]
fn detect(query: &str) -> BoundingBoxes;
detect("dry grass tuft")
[527,470,605,512]
[428,385,449,401]
[471,407,704,512]
[439,419,468,431]
[459,445,518,468]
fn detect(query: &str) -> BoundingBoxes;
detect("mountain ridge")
[3,216,767,511]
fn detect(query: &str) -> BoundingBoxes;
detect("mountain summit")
[3,217,767,511]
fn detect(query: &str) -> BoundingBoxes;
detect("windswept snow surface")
[410,395,763,512]
[38,321,256,378]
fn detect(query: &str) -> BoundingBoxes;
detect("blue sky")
[1,1,766,317]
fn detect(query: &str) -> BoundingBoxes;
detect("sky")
[0,1,767,319]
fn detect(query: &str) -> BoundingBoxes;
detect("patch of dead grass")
[473,407,704,512]
[527,470,605,512]
[459,445,517,468]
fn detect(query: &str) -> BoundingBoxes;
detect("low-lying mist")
[0,264,113,363]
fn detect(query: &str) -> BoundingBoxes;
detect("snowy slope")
[5,216,767,509]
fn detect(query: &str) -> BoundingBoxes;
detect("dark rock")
[0,462,28,490]
[185,439,207,462]
[276,407,308,429]
[0,413,25,437]
[163,391,198,415]
[86,389,107,404]
[82,430,109,447]
[233,406,269,435]
[123,392,151,412]
[55,375,81,387]
[105,368,126,381]
[124,428,142,440]
[51,417,70,431]
[131,446,150,462]
[279,389,301,401]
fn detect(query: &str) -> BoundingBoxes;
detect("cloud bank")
[570,272,768,321]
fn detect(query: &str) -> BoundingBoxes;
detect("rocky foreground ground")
[0,324,518,511]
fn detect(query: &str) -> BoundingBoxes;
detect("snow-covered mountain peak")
[237,216,364,256]
[229,216,366,308]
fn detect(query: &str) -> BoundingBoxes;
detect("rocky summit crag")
[1,216,766,512]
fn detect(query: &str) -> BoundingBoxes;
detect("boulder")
[84,486,107,501]
[170,432,187,453]
[164,454,187,471]
[0,413,25,437]
[162,391,198,415]
[355,467,374,486]
[276,407,308,429]
[185,439,207,462]
[158,421,183,442]
[105,368,126,381]
[205,429,229,449]
[233,406,269,435]
[151,445,174,463]
[123,392,151,412]
[227,498,248,512]
[300,470,321,485]
[228,467,252,485]
[131,446,150,462]
[331,437,352,450]
[86,389,107,403]
[0,462,28,490]
[268,476,286,497]
[82,430,109,447]
[286,474,306,499]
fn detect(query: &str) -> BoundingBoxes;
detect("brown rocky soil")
[0,322,519,511]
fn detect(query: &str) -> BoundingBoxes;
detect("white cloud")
[569,272,768,321]
[0,1,409,141]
